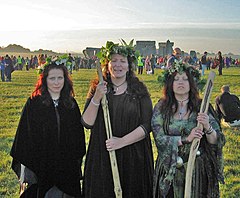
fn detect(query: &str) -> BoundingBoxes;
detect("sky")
[1,0,240,54]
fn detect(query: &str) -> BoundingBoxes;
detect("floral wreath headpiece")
[37,54,72,74]
[157,59,206,90]
[97,39,137,65]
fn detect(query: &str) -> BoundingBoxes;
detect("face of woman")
[173,72,190,96]
[108,54,129,79]
[47,68,64,98]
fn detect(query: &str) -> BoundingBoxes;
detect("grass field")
[0,67,240,197]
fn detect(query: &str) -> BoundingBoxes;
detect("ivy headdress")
[97,39,137,65]
[158,59,206,90]
[37,54,72,74]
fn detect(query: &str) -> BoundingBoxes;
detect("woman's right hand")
[93,81,107,103]
[187,127,204,142]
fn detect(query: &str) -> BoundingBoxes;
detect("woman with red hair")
[11,62,86,197]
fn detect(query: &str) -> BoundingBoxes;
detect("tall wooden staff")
[96,62,122,198]
[184,71,216,198]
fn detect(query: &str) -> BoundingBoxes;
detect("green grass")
[0,67,240,197]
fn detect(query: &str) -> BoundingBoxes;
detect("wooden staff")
[96,62,122,198]
[184,71,216,198]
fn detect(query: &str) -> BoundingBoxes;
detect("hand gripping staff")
[184,71,216,198]
[96,62,122,198]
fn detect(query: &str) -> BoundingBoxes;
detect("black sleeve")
[215,97,222,121]
[10,98,35,175]
[139,95,153,135]
[72,99,86,159]
[81,98,95,129]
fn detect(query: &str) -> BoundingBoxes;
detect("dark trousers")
[1,70,5,81]
[151,65,155,74]
[218,64,223,75]
[5,67,12,82]
[138,66,143,74]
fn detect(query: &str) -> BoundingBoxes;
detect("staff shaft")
[184,71,215,198]
[97,64,122,198]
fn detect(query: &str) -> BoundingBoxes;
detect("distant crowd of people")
[1,49,240,82]
[0,53,100,82]
[136,49,240,76]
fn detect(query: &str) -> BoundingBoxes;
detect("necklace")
[112,81,126,91]
[177,98,189,103]
[53,99,59,107]
[177,98,189,120]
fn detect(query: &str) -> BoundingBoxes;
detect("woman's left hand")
[197,112,210,131]
[106,137,125,151]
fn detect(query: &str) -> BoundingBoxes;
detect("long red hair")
[31,63,75,108]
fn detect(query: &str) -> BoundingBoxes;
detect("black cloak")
[10,96,86,197]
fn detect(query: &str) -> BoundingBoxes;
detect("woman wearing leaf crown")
[81,40,153,198]
[152,59,225,197]
[10,60,86,197]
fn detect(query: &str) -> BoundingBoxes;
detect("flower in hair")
[157,59,206,91]
[36,54,70,74]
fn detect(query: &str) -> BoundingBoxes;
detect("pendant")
[113,81,126,93]
[53,99,59,107]
[176,156,184,168]
[196,150,201,156]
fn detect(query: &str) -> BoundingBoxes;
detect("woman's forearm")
[121,126,146,147]
[82,98,100,126]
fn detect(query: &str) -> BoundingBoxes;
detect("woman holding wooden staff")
[152,59,225,197]
[81,40,153,198]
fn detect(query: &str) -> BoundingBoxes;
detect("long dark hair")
[31,63,75,108]
[160,69,201,119]
[88,55,149,98]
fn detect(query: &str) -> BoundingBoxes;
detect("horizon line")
[1,43,239,56]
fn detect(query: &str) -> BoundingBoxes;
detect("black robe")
[82,86,154,198]
[215,92,240,122]
[10,96,86,197]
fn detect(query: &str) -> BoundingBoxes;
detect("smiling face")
[47,68,64,99]
[108,54,129,79]
[173,72,190,97]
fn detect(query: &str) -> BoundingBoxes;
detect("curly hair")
[31,63,75,108]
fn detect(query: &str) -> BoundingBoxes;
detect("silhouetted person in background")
[217,51,223,75]
[215,85,240,126]
[5,54,13,82]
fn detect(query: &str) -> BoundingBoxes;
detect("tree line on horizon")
[0,43,238,58]
[0,44,59,55]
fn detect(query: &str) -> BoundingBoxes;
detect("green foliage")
[157,59,207,91]
[0,68,240,197]
[97,39,137,65]
[36,54,72,74]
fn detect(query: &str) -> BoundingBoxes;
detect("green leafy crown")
[37,54,72,74]
[157,59,206,90]
[97,39,137,65]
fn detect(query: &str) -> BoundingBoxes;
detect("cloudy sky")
[1,0,240,54]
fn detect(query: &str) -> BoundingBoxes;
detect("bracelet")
[205,125,214,135]
[181,136,190,144]
[91,98,100,106]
